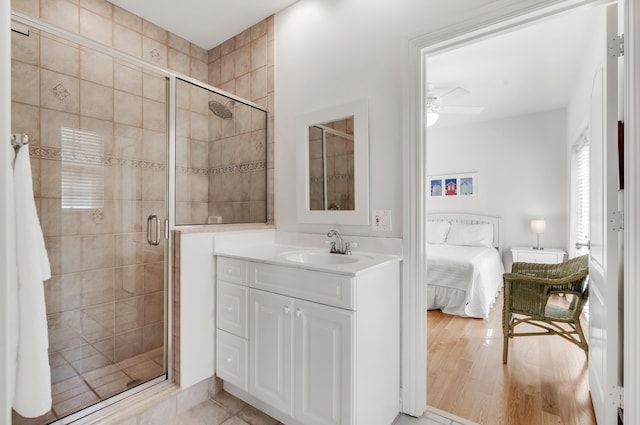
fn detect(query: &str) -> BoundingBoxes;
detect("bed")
[426,213,505,318]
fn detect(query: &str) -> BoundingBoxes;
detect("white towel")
[12,145,53,417]
[6,146,19,415]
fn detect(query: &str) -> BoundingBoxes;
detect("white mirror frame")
[296,99,370,225]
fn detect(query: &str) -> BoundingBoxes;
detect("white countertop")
[214,243,402,276]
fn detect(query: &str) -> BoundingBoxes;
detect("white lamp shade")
[530,219,547,233]
[426,111,439,127]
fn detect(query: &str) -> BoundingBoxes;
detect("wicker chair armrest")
[503,269,588,288]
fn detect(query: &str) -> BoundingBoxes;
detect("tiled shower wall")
[208,17,275,224]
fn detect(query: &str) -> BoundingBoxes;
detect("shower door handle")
[147,214,161,246]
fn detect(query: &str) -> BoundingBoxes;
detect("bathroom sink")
[279,251,364,265]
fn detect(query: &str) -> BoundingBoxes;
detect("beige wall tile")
[114,163,142,200]
[220,53,235,84]
[11,29,39,65]
[80,80,113,120]
[190,58,208,83]
[81,303,115,342]
[80,203,115,236]
[143,261,164,293]
[189,140,208,169]
[12,102,40,144]
[189,84,209,115]
[143,129,167,164]
[142,36,167,67]
[114,90,143,126]
[80,48,113,86]
[45,273,81,314]
[190,112,208,141]
[234,73,251,101]
[12,0,39,16]
[113,6,141,32]
[79,0,112,18]
[114,232,144,267]
[168,33,190,54]
[114,329,143,362]
[115,296,144,334]
[208,45,221,64]
[142,322,164,351]
[251,36,267,70]
[48,310,82,352]
[143,98,166,132]
[114,123,142,160]
[81,234,114,270]
[113,24,142,58]
[41,0,79,33]
[142,20,167,44]
[80,268,115,307]
[40,108,76,149]
[235,28,251,48]
[220,38,235,56]
[115,264,144,298]
[12,61,40,106]
[235,44,251,77]
[189,175,208,203]
[142,71,167,102]
[191,202,208,224]
[208,59,221,87]
[190,44,208,63]
[176,81,190,109]
[141,168,165,201]
[168,48,190,76]
[80,8,112,46]
[39,35,79,77]
[175,136,189,167]
[40,158,61,197]
[81,115,114,156]
[250,67,267,101]
[41,68,80,113]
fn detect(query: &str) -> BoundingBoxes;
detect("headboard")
[428,213,503,255]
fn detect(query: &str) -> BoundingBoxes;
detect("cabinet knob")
[295,308,302,317]
[226,306,233,313]
[283,306,290,314]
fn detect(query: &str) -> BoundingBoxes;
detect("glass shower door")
[11,21,168,425]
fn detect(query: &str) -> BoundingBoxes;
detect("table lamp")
[530,219,546,250]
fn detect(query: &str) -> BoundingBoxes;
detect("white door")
[588,4,623,424]
[294,298,353,425]
[249,289,294,415]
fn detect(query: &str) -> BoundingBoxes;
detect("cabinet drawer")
[217,257,248,285]
[249,262,355,310]
[516,251,563,264]
[217,281,248,338]
[216,330,248,391]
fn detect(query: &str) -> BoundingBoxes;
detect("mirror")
[297,100,369,225]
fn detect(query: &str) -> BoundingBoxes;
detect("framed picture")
[428,172,478,198]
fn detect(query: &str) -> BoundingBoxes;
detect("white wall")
[274,0,502,237]
[427,109,569,258]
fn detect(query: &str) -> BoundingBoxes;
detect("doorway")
[401,0,631,423]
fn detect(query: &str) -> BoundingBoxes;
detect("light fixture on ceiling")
[425,96,439,127]
[426,111,439,127]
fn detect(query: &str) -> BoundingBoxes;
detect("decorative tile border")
[30,146,166,171]
[176,160,266,177]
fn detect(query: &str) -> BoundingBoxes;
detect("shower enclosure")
[10,10,267,425]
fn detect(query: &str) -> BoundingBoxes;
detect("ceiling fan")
[425,84,484,127]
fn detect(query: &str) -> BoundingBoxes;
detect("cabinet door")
[294,299,354,425]
[249,289,293,415]
[217,281,248,337]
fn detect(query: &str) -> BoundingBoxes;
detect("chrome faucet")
[327,230,356,255]
[327,230,345,254]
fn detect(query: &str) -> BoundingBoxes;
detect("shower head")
[208,100,234,120]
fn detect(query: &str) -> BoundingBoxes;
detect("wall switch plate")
[372,210,392,231]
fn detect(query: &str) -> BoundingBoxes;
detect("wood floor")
[427,295,596,425]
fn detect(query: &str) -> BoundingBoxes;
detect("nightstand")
[511,246,566,265]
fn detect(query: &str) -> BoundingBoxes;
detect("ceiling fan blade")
[440,105,484,114]
[439,87,469,102]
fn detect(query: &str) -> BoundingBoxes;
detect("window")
[575,139,589,256]
[61,127,104,209]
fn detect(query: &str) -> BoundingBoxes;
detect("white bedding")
[426,244,505,318]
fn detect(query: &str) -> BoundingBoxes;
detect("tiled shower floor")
[12,347,165,425]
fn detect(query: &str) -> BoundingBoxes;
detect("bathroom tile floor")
[167,390,478,425]
[12,347,165,425]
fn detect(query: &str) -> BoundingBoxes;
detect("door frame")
[401,0,640,423]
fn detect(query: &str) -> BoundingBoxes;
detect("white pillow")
[446,223,494,247]
[427,221,451,244]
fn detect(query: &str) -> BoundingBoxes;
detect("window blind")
[61,127,104,209]
[575,141,589,255]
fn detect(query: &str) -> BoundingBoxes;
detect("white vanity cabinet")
[215,256,400,425]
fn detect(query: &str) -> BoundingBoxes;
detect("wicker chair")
[502,255,589,363]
